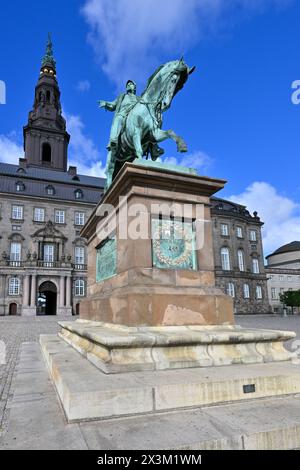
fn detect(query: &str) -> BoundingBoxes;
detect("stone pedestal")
[80,162,233,326]
[41,162,298,429]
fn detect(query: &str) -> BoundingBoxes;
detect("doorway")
[9,303,17,315]
[37,281,57,315]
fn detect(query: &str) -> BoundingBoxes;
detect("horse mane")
[141,64,164,97]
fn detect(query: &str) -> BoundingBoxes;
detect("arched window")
[221,247,231,271]
[9,277,20,296]
[256,286,263,299]
[16,181,25,192]
[42,143,51,163]
[46,90,51,102]
[227,282,235,298]
[75,189,83,200]
[74,279,85,296]
[243,284,250,299]
[237,249,245,272]
[75,246,85,265]
[45,185,55,196]
[252,258,260,274]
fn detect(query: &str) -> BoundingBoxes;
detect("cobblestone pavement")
[0,316,75,437]
[0,314,300,439]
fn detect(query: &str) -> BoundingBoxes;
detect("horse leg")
[132,130,143,159]
[105,149,115,190]
[152,129,187,153]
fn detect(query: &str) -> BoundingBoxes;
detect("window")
[75,212,85,226]
[12,205,23,220]
[252,258,260,274]
[221,224,229,236]
[221,247,231,270]
[227,282,235,297]
[243,284,250,299]
[279,275,284,281]
[271,287,277,300]
[236,227,243,238]
[43,244,54,263]
[75,246,85,265]
[42,143,51,163]
[12,225,22,231]
[75,189,83,200]
[256,286,263,299]
[288,276,292,282]
[46,90,51,102]
[75,279,85,296]
[16,181,25,192]
[34,208,45,222]
[9,277,20,296]
[46,185,55,196]
[10,242,21,261]
[55,210,65,224]
[238,249,245,272]
[280,288,284,295]
[250,230,257,241]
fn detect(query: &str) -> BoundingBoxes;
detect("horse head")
[142,58,195,111]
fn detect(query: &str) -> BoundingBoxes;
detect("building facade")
[0,37,269,316]
[211,198,270,314]
[265,241,300,313]
[0,37,104,316]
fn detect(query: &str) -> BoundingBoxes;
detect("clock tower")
[23,34,70,171]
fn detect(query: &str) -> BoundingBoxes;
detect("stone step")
[3,342,300,450]
[40,333,300,423]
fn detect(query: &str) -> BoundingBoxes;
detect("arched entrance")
[37,281,57,315]
[9,303,18,316]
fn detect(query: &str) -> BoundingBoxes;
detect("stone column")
[59,276,65,307]
[22,275,30,307]
[30,275,37,307]
[66,276,72,308]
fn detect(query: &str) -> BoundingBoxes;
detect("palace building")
[0,38,269,316]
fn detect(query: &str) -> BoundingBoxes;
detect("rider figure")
[98,80,138,151]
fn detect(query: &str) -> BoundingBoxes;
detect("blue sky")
[0,0,299,255]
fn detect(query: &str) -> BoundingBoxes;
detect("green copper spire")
[41,33,56,71]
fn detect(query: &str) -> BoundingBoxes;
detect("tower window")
[42,143,52,163]
[46,90,51,102]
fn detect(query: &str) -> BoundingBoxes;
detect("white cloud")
[81,0,291,88]
[229,182,300,257]
[76,80,91,92]
[162,150,212,172]
[0,133,24,164]
[66,112,106,177]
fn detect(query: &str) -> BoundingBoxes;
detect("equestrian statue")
[98,58,195,190]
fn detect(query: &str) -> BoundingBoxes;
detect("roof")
[0,162,105,188]
[210,196,262,223]
[266,241,300,259]
[0,162,104,204]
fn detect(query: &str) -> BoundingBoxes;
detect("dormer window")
[16,181,25,192]
[72,175,80,181]
[46,185,55,196]
[75,189,83,199]
[17,168,26,174]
